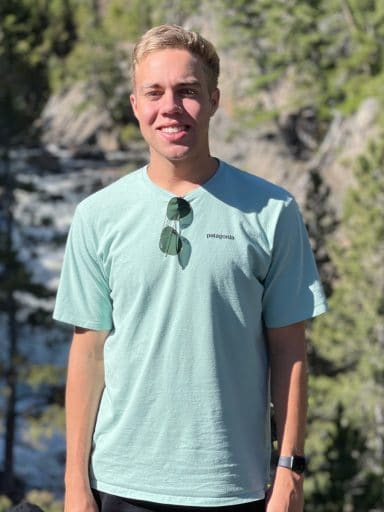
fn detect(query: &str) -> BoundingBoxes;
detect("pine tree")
[217,0,384,122]
[307,139,384,510]
[0,0,76,498]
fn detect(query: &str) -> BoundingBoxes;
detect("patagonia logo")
[206,233,235,240]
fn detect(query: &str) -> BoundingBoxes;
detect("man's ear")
[210,88,220,116]
[130,93,138,119]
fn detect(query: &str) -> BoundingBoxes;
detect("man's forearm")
[267,321,307,456]
[65,328,108,490]
[266,322,307,511]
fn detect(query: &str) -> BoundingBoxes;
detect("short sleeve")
[262,198,327,328]
[53,205,113,330]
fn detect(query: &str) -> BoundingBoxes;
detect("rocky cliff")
[38,78,380,217]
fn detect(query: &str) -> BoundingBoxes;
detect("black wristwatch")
[277,455,307,474]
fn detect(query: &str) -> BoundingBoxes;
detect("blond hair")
[131,24,220,92]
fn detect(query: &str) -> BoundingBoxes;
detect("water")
[0,145,147,498]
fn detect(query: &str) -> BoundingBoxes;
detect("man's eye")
[180,88,197,96]
[146,91,162,98]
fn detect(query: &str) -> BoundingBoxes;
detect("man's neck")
[147,155,218,196]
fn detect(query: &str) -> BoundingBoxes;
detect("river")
[0,144,147,499]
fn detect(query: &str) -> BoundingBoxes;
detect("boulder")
[39,82,134,155]
[26,149,61,173]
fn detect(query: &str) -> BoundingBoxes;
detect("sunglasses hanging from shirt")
[159,197,192,256]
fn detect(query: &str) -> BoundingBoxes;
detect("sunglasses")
[159,197,192,255]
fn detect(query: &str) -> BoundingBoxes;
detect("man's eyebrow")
[141,80,202,90]
[177,80,201,87]
[141,83,161,90]
[178,81,202,89]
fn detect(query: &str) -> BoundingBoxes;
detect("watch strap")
[278,455,307,474]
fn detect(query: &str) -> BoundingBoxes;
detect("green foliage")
[103,0,155,41]
[51,28,132,123]
[149,0,201,26]
[26,404,66,449]
[25,364,66,390]
[304,168,338,297]
[307,138,384,510]
[308,404,369,511]
[49,1,139,125]
[25,490,63,512]
[119,123,142,146]
[0,0,77,145]
[0,495,12,512]
[50,0,203,127]
[219,0,384,122]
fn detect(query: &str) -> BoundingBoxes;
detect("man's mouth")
[160,125,188,134]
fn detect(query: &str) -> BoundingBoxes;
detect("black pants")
[92,490,266,512]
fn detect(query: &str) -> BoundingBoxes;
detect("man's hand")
[64,485,99,512]
[266,467,304,512]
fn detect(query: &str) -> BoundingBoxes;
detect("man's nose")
[161,91,183,114]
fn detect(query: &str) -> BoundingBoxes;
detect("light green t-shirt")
[53,160,327,506]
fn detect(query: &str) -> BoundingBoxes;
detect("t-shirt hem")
[312,300,329,317]
[52,313,112,331]
[265,299,328,328]
[90,478,266,507]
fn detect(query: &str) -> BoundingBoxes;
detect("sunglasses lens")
[167,197,191,220]
[159,226,182,255]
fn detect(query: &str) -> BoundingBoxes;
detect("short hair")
[131,24,220,92]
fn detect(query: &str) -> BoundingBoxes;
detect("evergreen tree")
[307,139,384,510]
[304,167,338,298]
[218,0,384,122]
[0,0,76,498]
[0,0,77,145]
[54,0,202,132]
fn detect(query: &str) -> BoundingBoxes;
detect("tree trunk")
[2,149,18,490]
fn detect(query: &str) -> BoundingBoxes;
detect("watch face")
[292,457,306,473]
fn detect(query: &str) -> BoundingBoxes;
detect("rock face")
[38,76,380,215]
[309,98,380,214]
[210,98,381,213]
[210,108,308,203]
[39,82,134,154]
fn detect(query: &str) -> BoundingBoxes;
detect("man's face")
[130,48,219,165]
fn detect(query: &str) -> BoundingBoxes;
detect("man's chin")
[154,148,192,163]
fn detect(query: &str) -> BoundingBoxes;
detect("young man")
[54,25,327,512]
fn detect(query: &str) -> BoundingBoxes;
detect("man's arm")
[64,327,109,512]
[266,321,307,512]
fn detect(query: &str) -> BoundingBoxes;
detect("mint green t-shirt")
[53,160,327,506]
